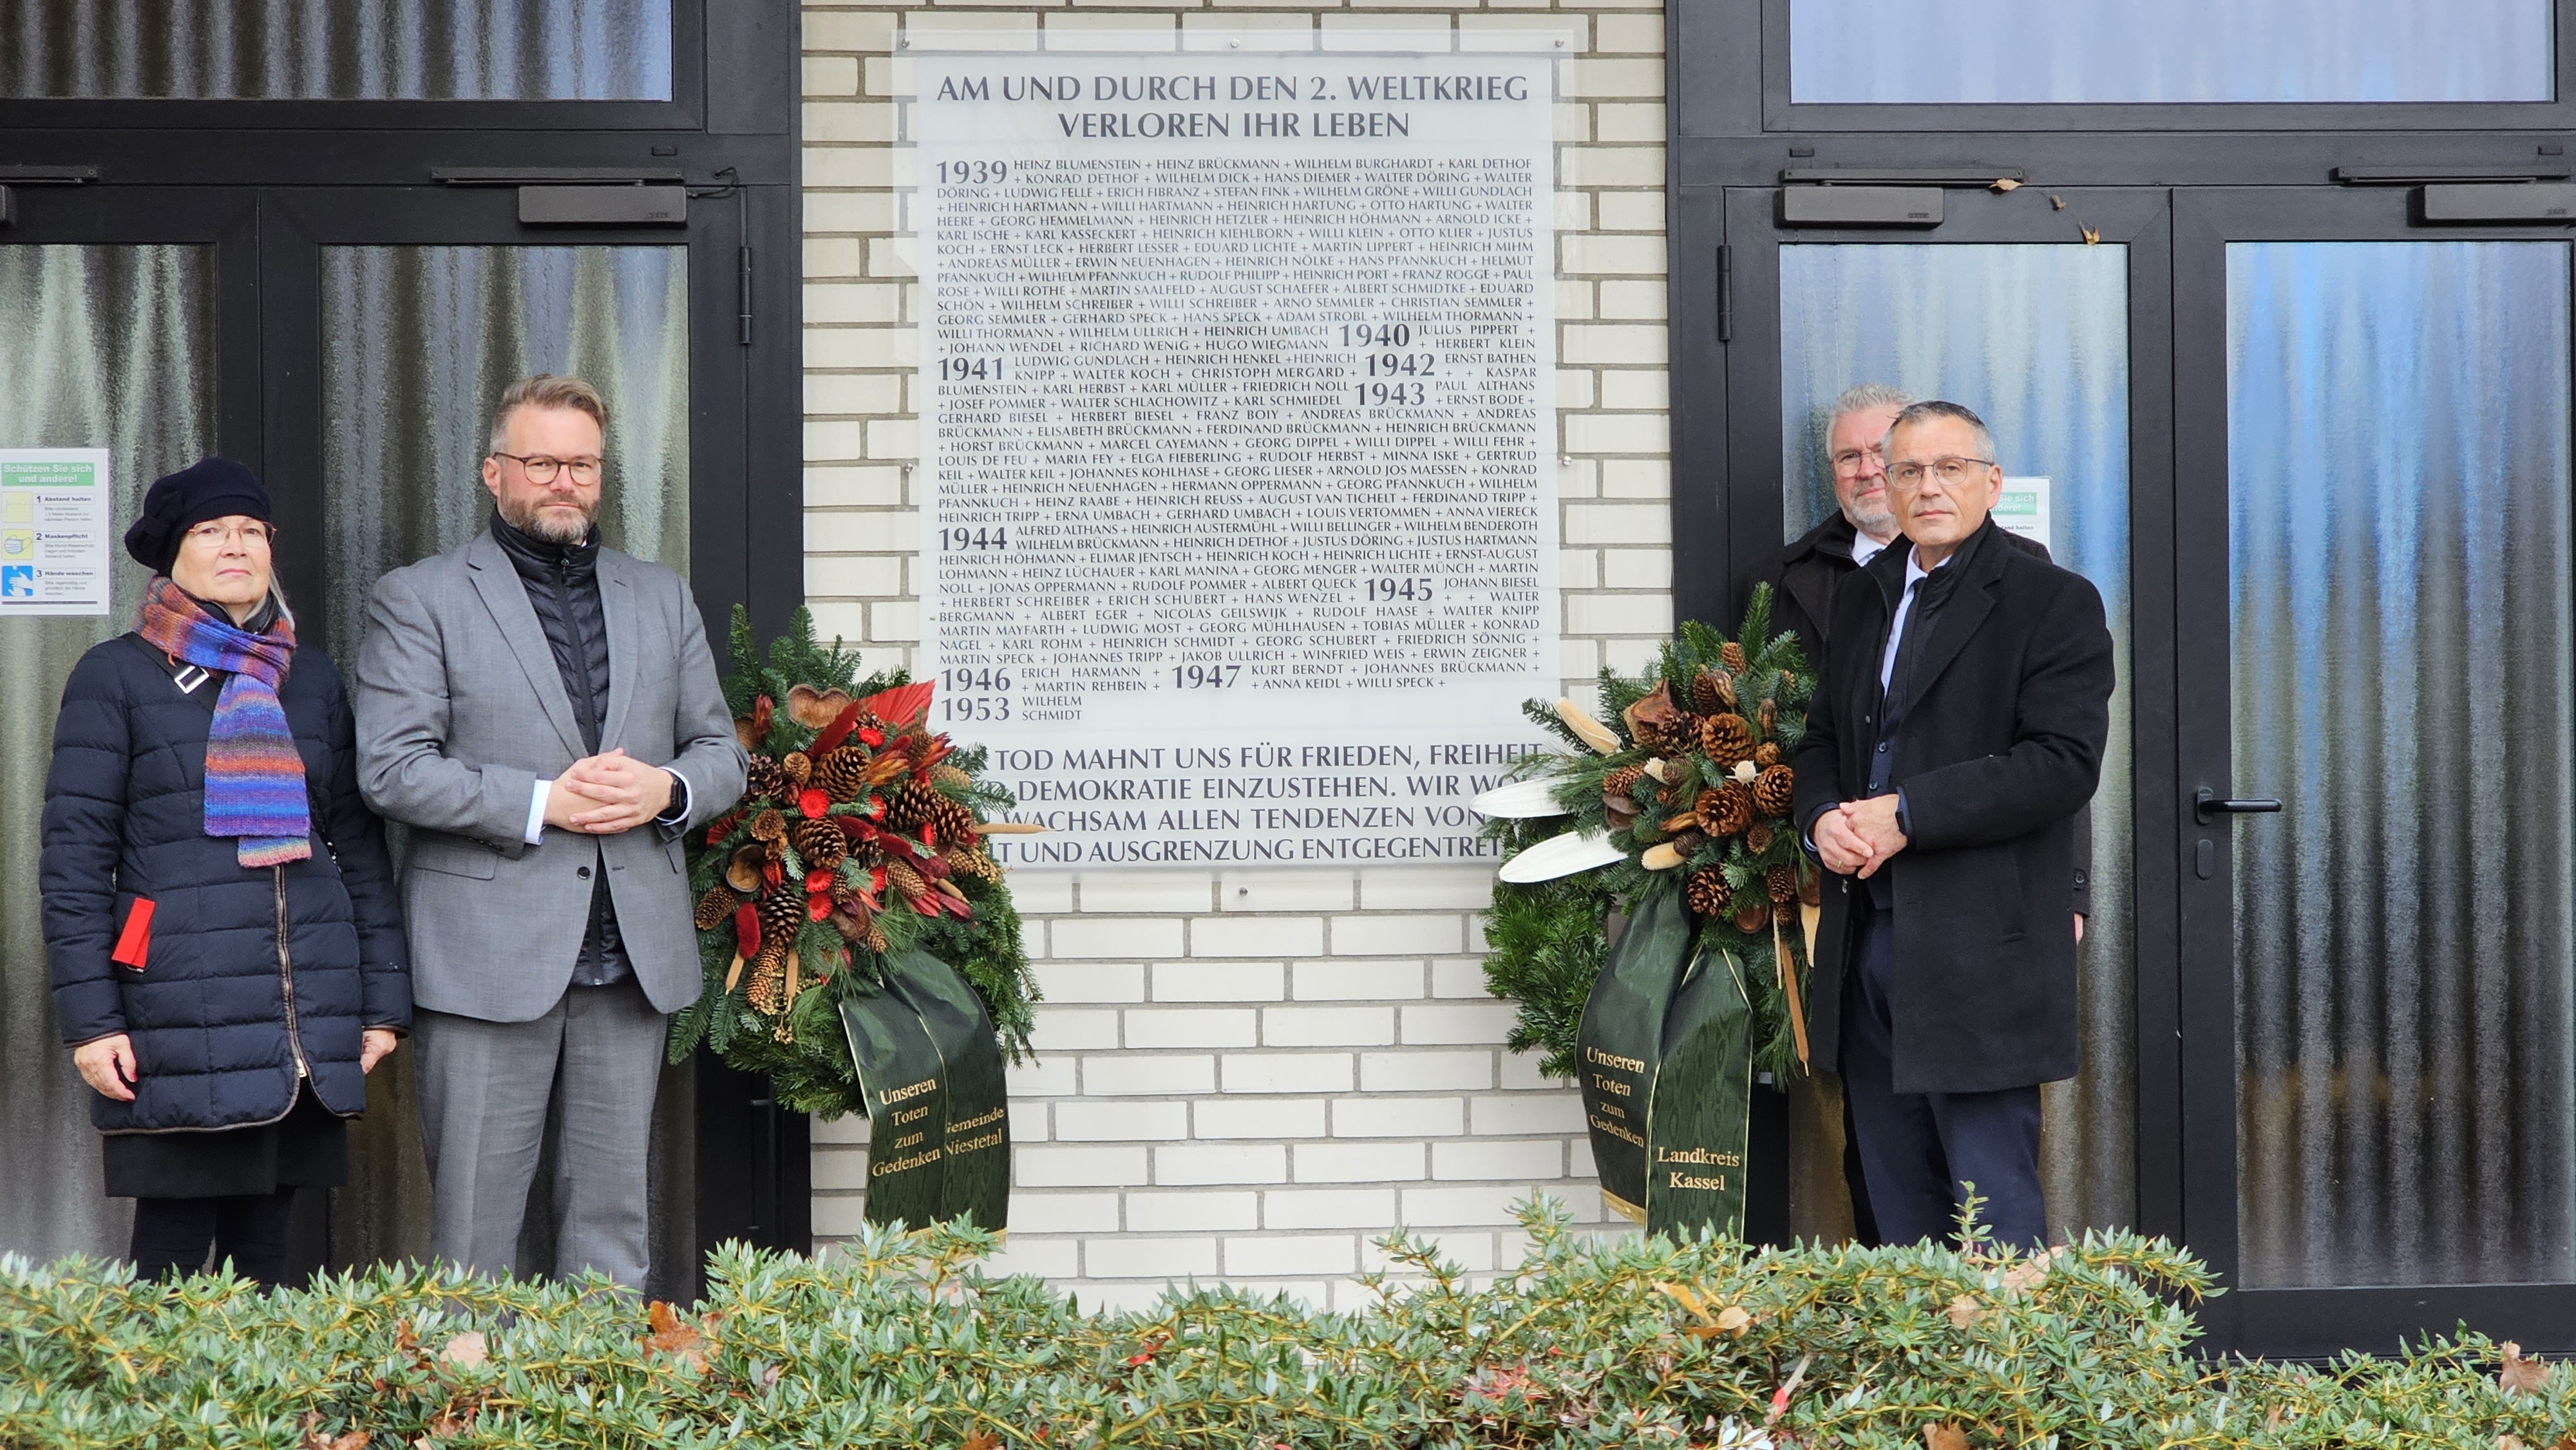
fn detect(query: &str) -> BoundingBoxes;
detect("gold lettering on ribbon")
[1589,1114,1646,1148]
[1589,1072,1634,1098]
[948,1106,1007,1133]
[949,1129,1005,1154]
[870,1147,945,1178]
[1654,1146,1745,1168]
[1667,1170,1728,1192]
[1585,1046,1647,1074]
[878,1077,940,1108]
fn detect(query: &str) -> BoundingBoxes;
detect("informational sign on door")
[1994,475,2052,552]
[913,52,1560,868]
[0,449,111,616]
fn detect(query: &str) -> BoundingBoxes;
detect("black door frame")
[2172,184,2576,1355]
[1672,0,2576,1356]
[0,0,808,1289]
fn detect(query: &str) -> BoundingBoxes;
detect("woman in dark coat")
[41,458,410,1286]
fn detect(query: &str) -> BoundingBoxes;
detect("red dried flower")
[804,869,835,894]
[858,726,885,747]
[798,788,830,820]
[806,893,832,922]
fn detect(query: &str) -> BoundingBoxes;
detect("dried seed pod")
[785,683,853,730]
[748,808,787,843]
[1622,679,1686,751]
[694,886,739,932]
[1757,698,1779,736]
[726,845,766,894]
[779,752,812,788]
[1734,903,1770,934]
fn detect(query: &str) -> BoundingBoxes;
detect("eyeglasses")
[492,453,603,485]
[1887,456,1995,491]
[182,520,274,547]
[1831,444,1885,475]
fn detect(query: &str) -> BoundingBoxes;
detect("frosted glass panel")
[1790,0,2551,104]
[317,244,690,1290]
[2228,241,2576,1287]
[1778,243,2134,1238]
[1,0,673,100]
[0,246,216,1263]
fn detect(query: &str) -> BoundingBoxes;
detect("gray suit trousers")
[414,981,663,1287]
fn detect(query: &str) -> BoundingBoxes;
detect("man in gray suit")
[355,373,746,1288]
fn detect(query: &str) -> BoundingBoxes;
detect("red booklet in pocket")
[112,899,153,970]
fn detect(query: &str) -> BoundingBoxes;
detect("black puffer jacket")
[42,628,410,1134]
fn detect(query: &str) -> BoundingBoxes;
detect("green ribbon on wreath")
[838,950,1010,1234]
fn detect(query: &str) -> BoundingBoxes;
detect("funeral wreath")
[665,608,1039,1121]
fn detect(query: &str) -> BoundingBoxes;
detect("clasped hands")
[546,748,674,835]
[1812,794,1907,879]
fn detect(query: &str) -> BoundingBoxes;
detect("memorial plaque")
[916,52,1558,868]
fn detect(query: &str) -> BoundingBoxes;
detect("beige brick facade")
[801,0,1670,1308]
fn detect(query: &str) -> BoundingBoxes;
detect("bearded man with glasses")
[1790,400,2114,1255]
[352,372,746,1289]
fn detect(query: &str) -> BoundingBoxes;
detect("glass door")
[0,188,255,1267]
[2174,187,2576,1353]
[257,185,742,1301]
[1719,187,2174,1247]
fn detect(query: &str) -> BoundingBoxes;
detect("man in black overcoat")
[1792,400,2115,1252]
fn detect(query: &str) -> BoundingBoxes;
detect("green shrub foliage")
[3,1202,2568,1448]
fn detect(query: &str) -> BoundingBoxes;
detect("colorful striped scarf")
[136,576,312,868]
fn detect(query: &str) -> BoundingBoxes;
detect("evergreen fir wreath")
[1478,584,1819,1083]
[665,607,1040,1117]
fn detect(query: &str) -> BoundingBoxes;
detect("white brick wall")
[802,0,1669,1308]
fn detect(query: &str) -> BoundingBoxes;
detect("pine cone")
[863,922,889,954]
[1604,764,1645,797]
[812,748,871,804]
[1777,670,1799,694]
[756,885,803,951]
[1719,641,1748,673]
[1734,903,1770,934]
[947,847,1003,882]
[933,763,974,791]
[780,752,812,788]
[745,955,784,1016]
[1754,742,1781,768]
[1703,714,1754,769]
[694,885,739,932]
[884,857,931,904]
[744,754,786,801]
[1710,780,1754,837]
[1685,867,1730,916]
[790,816,847,871]
[1752,764,1795,818]
[1774,899,1797,926]
[882,780,936,831]
[1692,788,1723,833]
[1767,862,1798,904]
[748,808,787,843]
[1689,670,1723,714]
[1745,822,1774,854]
[922,792,977,845]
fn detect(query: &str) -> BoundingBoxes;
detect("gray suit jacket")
[354,529,746,1022]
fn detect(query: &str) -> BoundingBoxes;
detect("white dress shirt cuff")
[656,769,692,826]
[524,780,550,844]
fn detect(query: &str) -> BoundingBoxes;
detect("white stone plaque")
[916,53,1559,868]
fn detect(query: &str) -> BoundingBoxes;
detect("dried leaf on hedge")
[959,1433,1000,1450]
[1946,1294,1984,1330]
[1655,1281,1714,1324]
[647,1300,711,1373]
[1923,1424,1969,1450]
[2500,1340,2548,1395]
[1999,1247,2055,1295]
[438,1332,486,1370]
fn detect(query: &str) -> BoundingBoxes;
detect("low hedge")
[2,1200,2568,1449]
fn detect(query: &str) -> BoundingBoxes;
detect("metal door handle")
[2195,787,2282,825]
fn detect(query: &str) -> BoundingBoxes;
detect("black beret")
[124,457,272,574]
